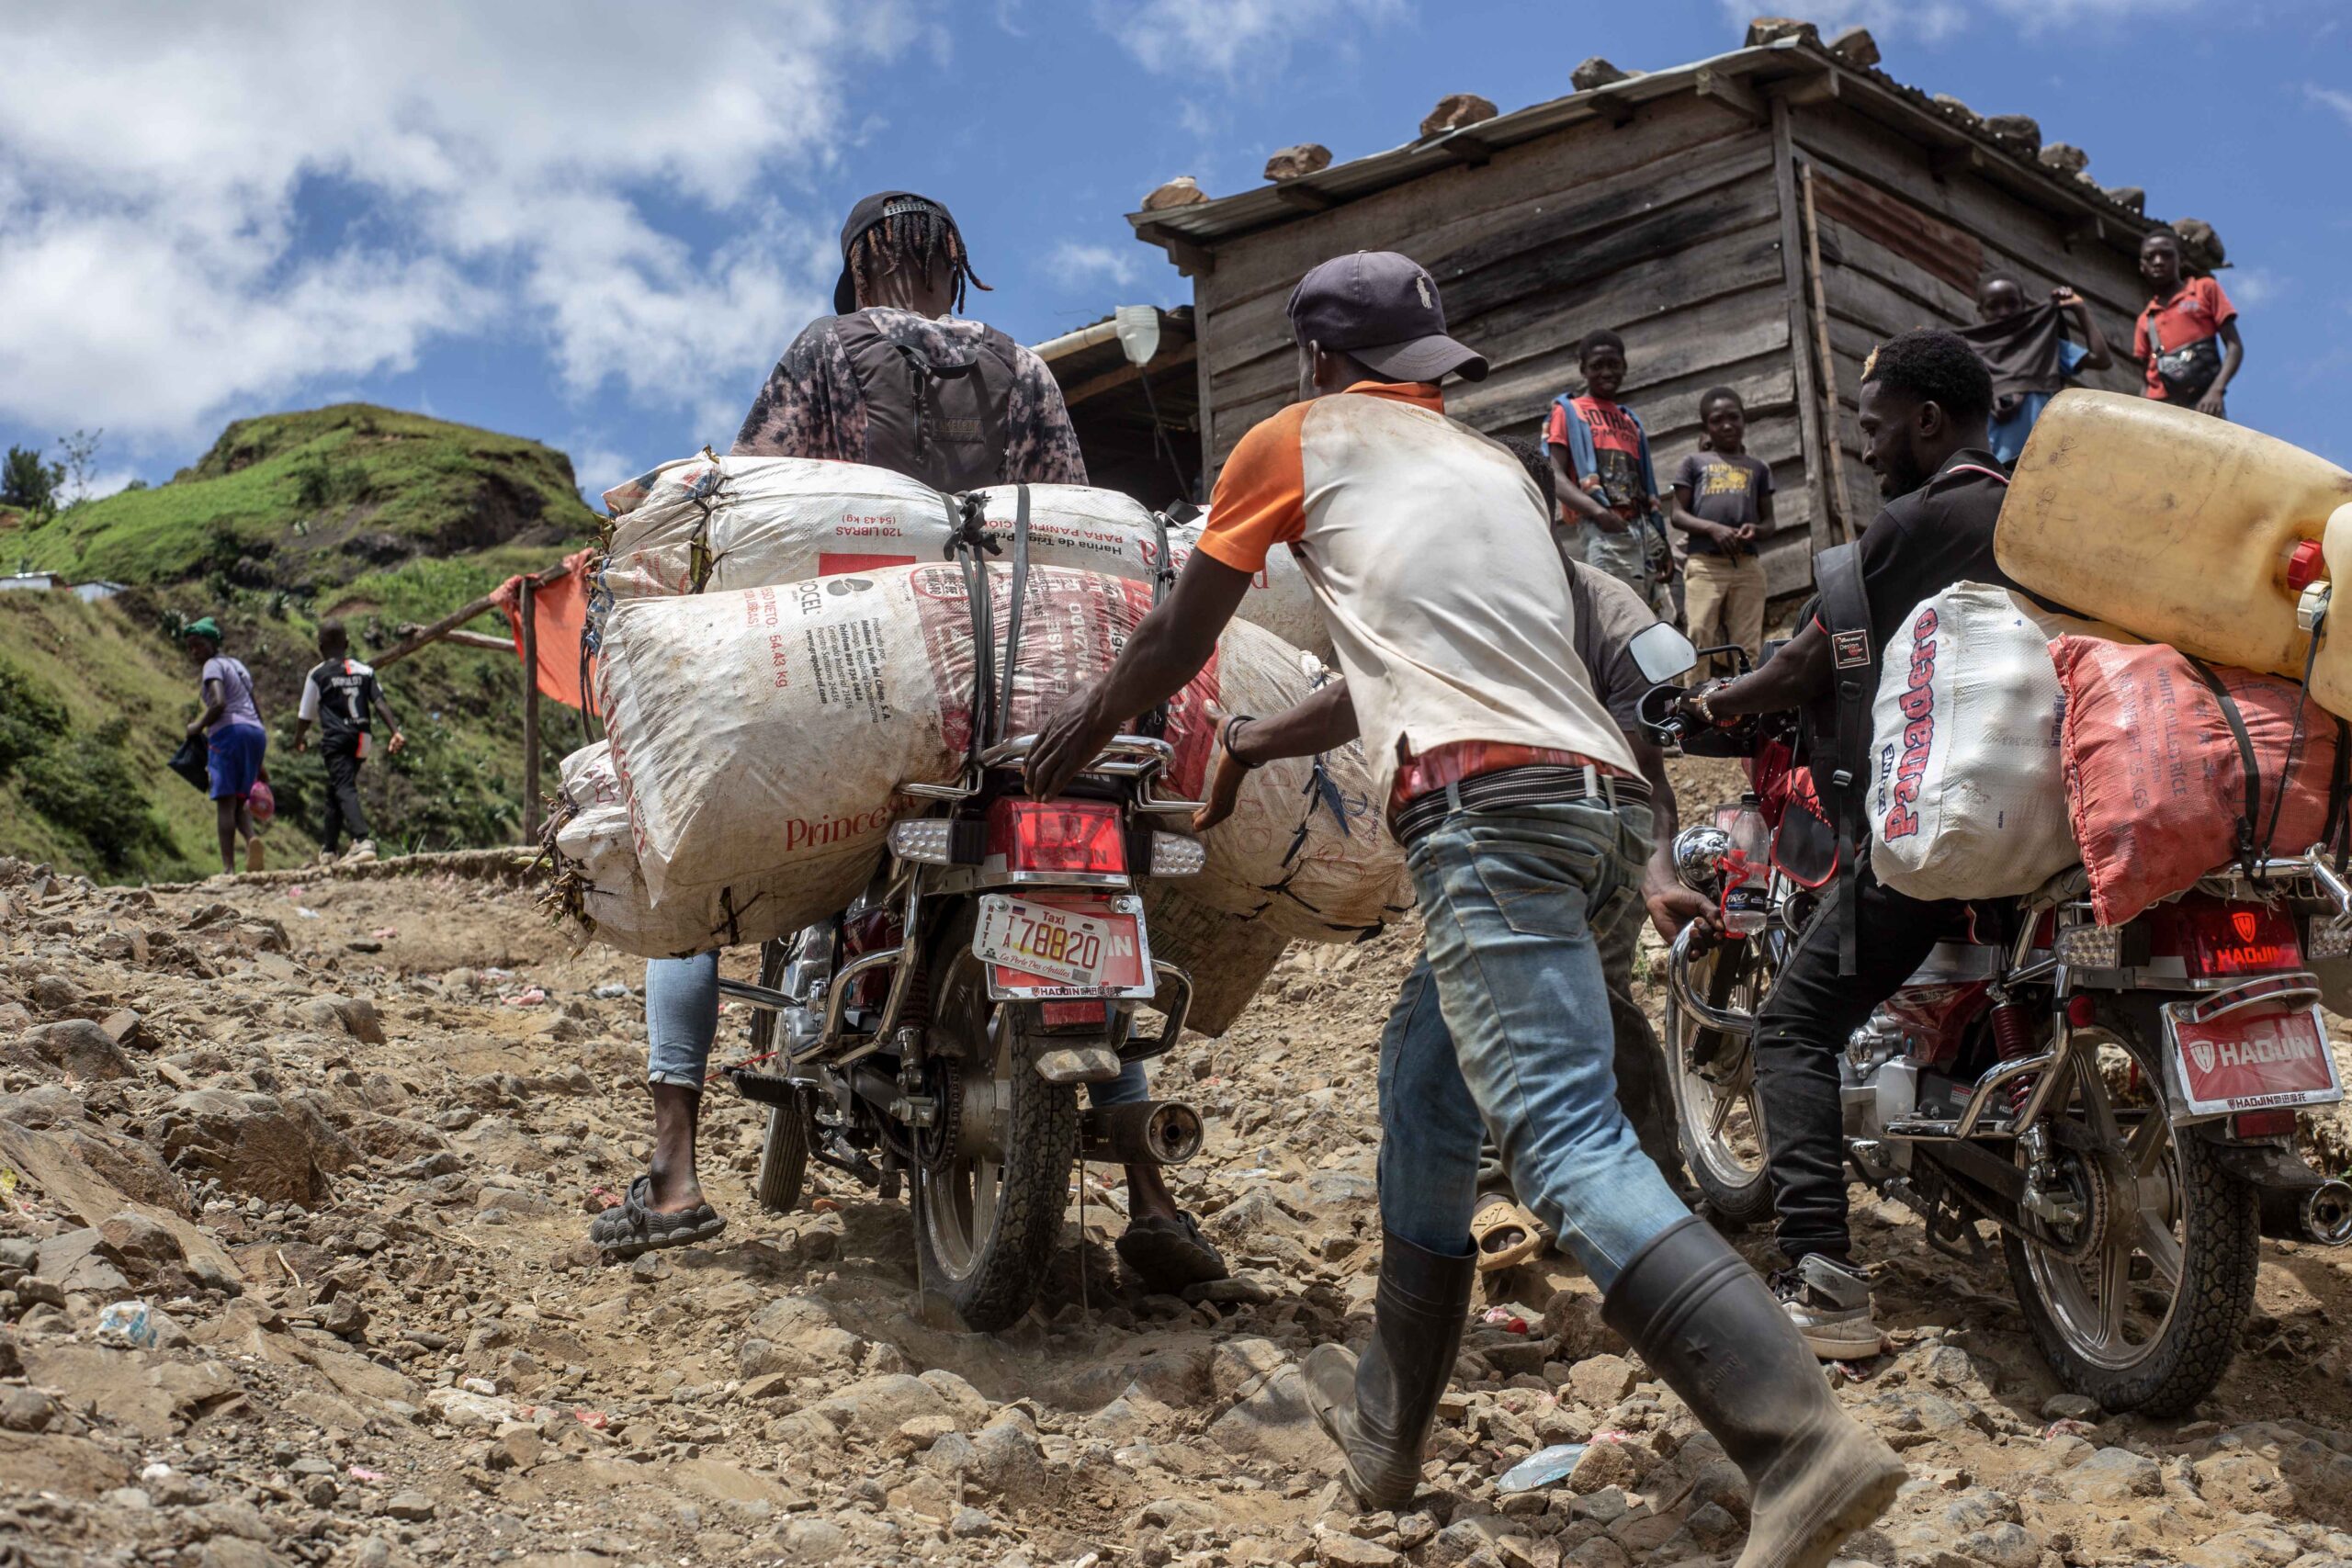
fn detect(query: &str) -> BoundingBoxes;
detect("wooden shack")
[1126,34,2160,595]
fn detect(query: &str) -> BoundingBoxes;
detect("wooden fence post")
[520,580,541,841]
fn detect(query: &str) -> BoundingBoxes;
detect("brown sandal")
[1470,1193,1545,1273]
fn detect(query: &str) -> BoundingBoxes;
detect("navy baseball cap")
[834,190,959,314]
[1285,251,1488,383]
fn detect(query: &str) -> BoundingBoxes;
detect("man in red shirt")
[2132,228,2242,418]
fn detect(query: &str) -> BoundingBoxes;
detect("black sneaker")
[1770,1253,1885,1359]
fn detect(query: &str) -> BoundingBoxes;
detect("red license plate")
[977,893,1154,1000]
[2166,998,2343,1117]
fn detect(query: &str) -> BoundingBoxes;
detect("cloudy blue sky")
[1,0,2345,504]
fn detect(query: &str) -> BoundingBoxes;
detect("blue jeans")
[1377,798,1691,1292]
[643,950,1150,1105]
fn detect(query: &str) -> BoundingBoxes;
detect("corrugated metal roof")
[1128,39,2154,264]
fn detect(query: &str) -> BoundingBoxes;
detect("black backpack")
[831,312,1021,492]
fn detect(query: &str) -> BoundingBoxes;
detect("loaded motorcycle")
[719,730,1211,1331]
[1640,634,2352,1416]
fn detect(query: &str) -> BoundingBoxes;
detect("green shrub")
[0,658,68,780]
[18,717,174,872]
[290,450,371,510]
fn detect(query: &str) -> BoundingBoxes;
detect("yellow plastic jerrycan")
[1996,390,2352,698]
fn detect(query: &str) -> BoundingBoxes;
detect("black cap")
[1285,251,1488,384]
[834,190,957,315]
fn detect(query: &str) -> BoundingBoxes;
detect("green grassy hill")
[0,404,605,882]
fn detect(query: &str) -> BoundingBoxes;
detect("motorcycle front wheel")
[1664,934,1776,1228]
[912,911,1077,1332]
[2000,1010,2257,1416]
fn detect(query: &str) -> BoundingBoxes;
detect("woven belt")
[1392,762,1650,848]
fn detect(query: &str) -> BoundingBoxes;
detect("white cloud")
[1047,242,1141,289]
[0,3,912,447]
[1099,0,1408,77]
[2310,84,2352,130]
[2228,267,2285,308]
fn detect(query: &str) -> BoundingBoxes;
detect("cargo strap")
[994,486,1035,746]
[2183,653,2351,878]
[1137,510,1176,742]
[946,493,1000,769]
[1810,541,1873,976]
[2186,657,2268,873]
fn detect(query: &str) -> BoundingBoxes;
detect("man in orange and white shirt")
[1027,252,1899,1560]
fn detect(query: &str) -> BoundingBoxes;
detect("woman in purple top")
[182,617,267,874]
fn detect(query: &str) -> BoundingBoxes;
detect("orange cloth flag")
[492,548,599,712]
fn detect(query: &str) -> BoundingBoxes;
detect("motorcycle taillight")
[2143,896,2303,978]
[988,799,1126,878]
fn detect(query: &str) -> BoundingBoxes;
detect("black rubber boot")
[1303,1230,1476,1510]
[1602,1217,1905,1568]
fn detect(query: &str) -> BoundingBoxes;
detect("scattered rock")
[1570,58,1631,91]
[1318,1533,1403,1567]
[1932,93,1983,127]
[1984,113,2042,153]
[1419,94,1498,139]
[152,1089,356,1203]
[297,994,386,1043]
[1745,17,1821,46]
[1264,143,1333,181]
[381,1490,435,1522]
[2175,216,2227,269]
[1141,175,1207,212]
[1828,26,1880,65]
[1566,1353,1637,1407]
[17,1019,136,1079]
[2038,141,2089,175]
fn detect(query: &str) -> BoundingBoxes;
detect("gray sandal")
[590,1175,726,1259]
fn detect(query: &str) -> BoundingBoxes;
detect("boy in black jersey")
[294,620,405,861]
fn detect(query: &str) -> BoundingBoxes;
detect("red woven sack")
[2052,636,2342,926]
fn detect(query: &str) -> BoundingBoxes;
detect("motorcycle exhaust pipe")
[2257,1179,2352,1247]
[1079,1100,1204,1168]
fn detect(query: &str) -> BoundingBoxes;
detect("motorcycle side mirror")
[1628,621,1700,684]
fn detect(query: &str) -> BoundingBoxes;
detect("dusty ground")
[8,837,2352,1568]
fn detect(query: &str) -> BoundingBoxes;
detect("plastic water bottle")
[1722,794,1770,936]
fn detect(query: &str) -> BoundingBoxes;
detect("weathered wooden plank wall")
[1789,104,2147,534]
[1190,96,1825,594]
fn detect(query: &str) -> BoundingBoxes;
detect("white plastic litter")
[1866,582,2091,901]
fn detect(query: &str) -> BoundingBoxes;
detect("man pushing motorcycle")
[1677,328,2019,1358]
[1027,251,1902,1568]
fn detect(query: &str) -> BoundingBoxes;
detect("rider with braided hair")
[732,190,1084,486]
[595,194,1222,1293]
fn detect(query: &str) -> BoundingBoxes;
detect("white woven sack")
[1867,582,2084,900]
[602,456,953,603]
[548,743,815,959]
[594,562,1408,942]
[597,452,1328,653]
[1165,516,1330,658]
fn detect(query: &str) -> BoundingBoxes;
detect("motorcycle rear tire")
[913,911,1077,1333]
[2000,1010,2257,1416]
[1665,936,1776,1229]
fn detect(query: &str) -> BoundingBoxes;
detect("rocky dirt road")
[8,849,2352,1568]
